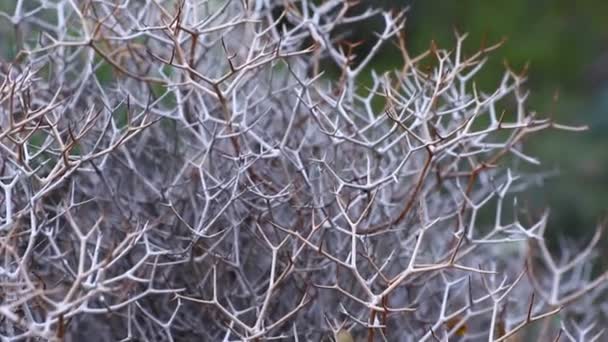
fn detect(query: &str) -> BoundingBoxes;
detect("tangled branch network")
[0,0,606,341]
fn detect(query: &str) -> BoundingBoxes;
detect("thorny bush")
[0,0,606,341]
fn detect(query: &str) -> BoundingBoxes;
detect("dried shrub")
[0,1,604,341]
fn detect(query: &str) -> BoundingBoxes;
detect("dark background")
[352,0,608,238]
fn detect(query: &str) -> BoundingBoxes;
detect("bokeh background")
[350,0,608,239]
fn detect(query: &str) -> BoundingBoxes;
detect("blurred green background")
[354,0,608,237]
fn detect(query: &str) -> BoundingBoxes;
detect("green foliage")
[356,0,608,236]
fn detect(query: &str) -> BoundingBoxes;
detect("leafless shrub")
[0,1,604,341]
